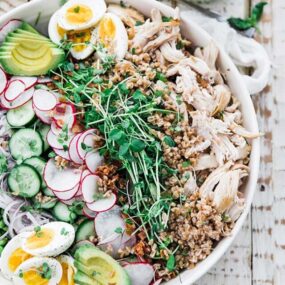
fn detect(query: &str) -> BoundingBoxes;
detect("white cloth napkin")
[181,10,271,94]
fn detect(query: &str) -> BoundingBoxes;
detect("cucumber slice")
[42,187,55,197]
[6,100,35,127]
[75,220,96,242]
[52,202,72,222]
[24,156,46,188]
[8,164,41,198]
[37,123,50,152]
[9,128,43,162]
[33,194,57,209]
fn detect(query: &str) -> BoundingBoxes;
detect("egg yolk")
[25,228,54,250]
[59,262,75,285]
[22,268,49,285]
[66,5,93,25]
[57,26,92,52]
[8,248,32,272]
[98,17,116,48]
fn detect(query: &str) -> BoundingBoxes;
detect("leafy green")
[166,254,176,271]
[164,136,176,147]
[228,2,267,30]
[162,16,174,22]
[0,154,8,175]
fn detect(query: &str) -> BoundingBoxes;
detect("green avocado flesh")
[0,23,64,76]
[74,245,131,285]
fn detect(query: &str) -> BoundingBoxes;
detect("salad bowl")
[0,0,260,284]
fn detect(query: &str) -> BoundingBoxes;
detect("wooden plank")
[251,0,285,284]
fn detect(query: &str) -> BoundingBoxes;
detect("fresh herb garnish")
[73,6,80,13]
[166,254,176,271]
[228,2,267,31]
[163,136,176,147]
[114,227,123,234]
[40,262,52,280]
[182,161,191,168]
[34,226,43,237]
[0,154,8,175]
[162,16,173,22]
[135,21,143,26]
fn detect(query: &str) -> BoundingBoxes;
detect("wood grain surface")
[0,0,284,284]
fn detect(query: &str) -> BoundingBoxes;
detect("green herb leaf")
[166,254,176,271]
[228,2,267,30]
[162,16,174,22]
[109,129,125,142]
[163,136,176,147]
[182,161,191,168]
[114,227,123,234]
[73,6,80,13]
[130,139,146,152]
[155,72,167,82]
[0,154,8,175]
[251,2,268,22]
[119,142,129,156]
[135,20,143,26]
[132,89,146,101]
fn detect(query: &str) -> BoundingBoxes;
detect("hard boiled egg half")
[57,0,106,31]
[13,257,62,285]
[0,233,33,280]
[96,12,128,60]
[49,10,98,60]
[57,255,76,285]
[21,222,75,257]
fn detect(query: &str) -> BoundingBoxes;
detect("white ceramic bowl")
[0,0,260,284]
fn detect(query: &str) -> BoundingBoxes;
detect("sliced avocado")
[74,271,100,285]
[74,245,131,285]
[18,22,39,34]
[12,29,49,41]
[0,50,64,76]
[0,29,64,76]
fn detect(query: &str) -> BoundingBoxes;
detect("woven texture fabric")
[0,0,27,16]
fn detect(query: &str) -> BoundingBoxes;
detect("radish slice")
[0,19,22,43]
[76,129,96,160]
[53,184,80,200]
[60,197,82,206]
[0,87,34,109]
[99,234,136,259]
[123,263,155,285]
[0,67,7,94]
[37,77,52,84]
[4,80,26,102]
[95,205,126,243]
[47,129,64,149]
[53,148,71,161]
[33,104,52,124]
[44,158,82,191]
[152,279,162,285]
[50,122,62,135]
[85,151,104,173]
[81,174,100,203]
[53,102,76,129]
[69,133,84,164]
[33,89,57,111]
[83,205,97,219]
[12,76,37,89]
[86,193,117,213]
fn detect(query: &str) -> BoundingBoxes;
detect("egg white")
[96,12,128,60]
[12,257,62,285]
[49,11,97,60]
[57,0,106,31]
[0,232,31,280]
[21,222,75,257]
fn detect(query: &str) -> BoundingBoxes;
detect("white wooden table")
[1,0,284,284]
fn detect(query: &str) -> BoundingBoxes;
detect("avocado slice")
[74,271,101,285]
[74,245,131,285]
[0,26,64,76]
[18,22,39,34]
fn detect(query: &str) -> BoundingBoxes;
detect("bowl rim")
[0,0,260,284]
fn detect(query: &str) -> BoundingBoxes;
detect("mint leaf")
[130,139,145,153]
[163,136,176,147]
